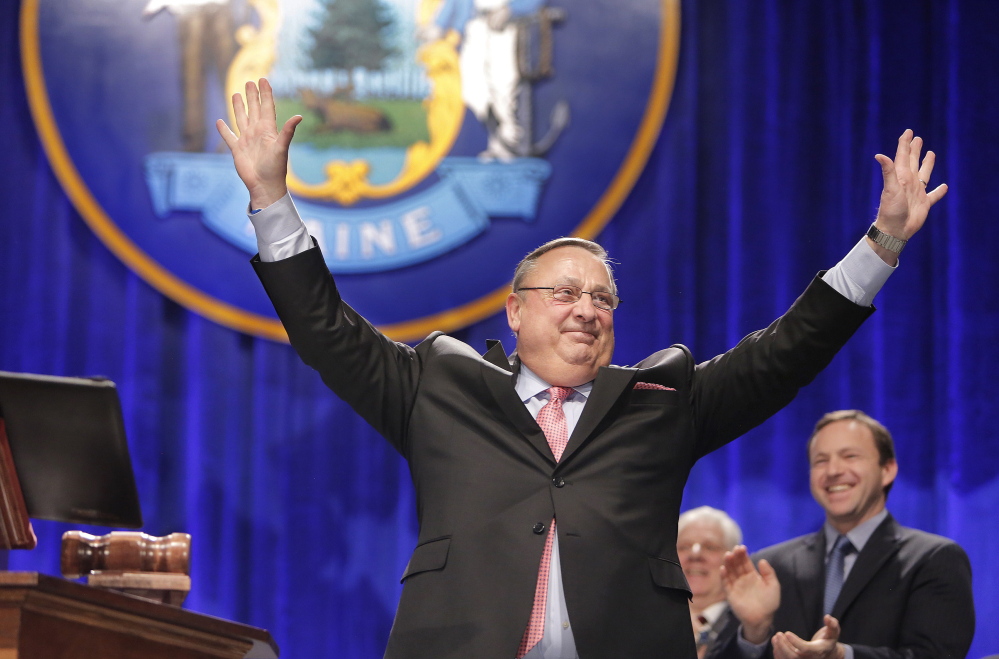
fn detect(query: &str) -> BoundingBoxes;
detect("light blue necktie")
[823,534,855,615]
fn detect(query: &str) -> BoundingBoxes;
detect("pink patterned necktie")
[517,386,573,658]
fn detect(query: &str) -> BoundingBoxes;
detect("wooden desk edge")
[0,572,278,658]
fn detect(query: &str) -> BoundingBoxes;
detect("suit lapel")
[483,340,512,371]
[794,532,827,629]
[480,342,556,463]
[479,343,639,465]
[559,366,636,465]
[833,516,901,619]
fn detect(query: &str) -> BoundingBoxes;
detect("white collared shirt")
[515,364,591,659]
[699,600,729,630]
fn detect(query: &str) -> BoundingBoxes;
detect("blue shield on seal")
[21,0,679,341]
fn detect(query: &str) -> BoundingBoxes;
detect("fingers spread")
[927,182,949,205]
[260,78,278,124]
[216,119,237,149]
[232,92,247,134]
[918,150,937,184]
[875,153,897,192]
[245,80,260,124]
[894,129,912,166]
[909,135,924,174]
[278,115,304,149]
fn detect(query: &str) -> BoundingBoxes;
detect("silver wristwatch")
[866,224,907,255]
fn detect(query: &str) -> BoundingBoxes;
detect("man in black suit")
[718,411,975,659]
[216,79,948,659]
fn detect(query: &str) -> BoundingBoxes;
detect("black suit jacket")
[704,606,741,659]
[735,515,974,659]
[253,245,872,659]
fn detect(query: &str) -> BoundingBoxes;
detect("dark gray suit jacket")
[253,244,872,659]
[722,515,974,659]
[704,606,741,659]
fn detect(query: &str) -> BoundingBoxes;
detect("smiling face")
[809,419,898,534]
[506,246,616,387]
[677,519,728,607]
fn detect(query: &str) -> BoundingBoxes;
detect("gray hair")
[511,237,617,295]
[677,506,743,549]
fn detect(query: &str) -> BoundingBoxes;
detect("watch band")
[866,224,907,255]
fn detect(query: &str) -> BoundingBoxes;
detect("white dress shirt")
[515,364,592,659]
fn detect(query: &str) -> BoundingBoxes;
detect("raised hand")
[870,130,948,263]
[216,78,302,210]
[771,615,845,659]
[720,546,780,644]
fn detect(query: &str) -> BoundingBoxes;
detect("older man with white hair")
[678,506,745,659]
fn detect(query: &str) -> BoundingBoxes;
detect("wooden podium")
[0,373,279,658]
[0,572,277,658]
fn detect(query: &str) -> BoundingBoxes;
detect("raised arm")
[220,82,426,452]
[216,78,302,210]
[867,130,948,265]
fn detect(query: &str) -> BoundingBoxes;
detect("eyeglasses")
[516,284,621,311]
[677,542,727,555]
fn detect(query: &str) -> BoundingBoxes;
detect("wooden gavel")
[61,531,191,579]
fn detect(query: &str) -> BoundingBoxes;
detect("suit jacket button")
[532,522,546,534]
[552,477,565,488]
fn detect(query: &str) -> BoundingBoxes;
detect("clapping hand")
[720,546,780,644]
[771,615,845,659]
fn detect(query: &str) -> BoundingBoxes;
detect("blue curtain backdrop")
[2,1,997,657]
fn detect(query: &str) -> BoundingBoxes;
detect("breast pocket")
[627,389,679,406]
[648,556,691,596]
[400,536,451,583]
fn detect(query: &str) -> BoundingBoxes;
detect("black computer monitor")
[0,371,143,528]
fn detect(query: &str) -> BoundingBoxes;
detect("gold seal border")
[20,0,681,343]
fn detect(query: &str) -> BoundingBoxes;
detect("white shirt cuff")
[821,237,896,306]
[247,193,313,262]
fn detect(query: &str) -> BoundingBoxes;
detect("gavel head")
[61,531,191,579]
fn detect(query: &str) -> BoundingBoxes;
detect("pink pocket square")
[633,382,675,391]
